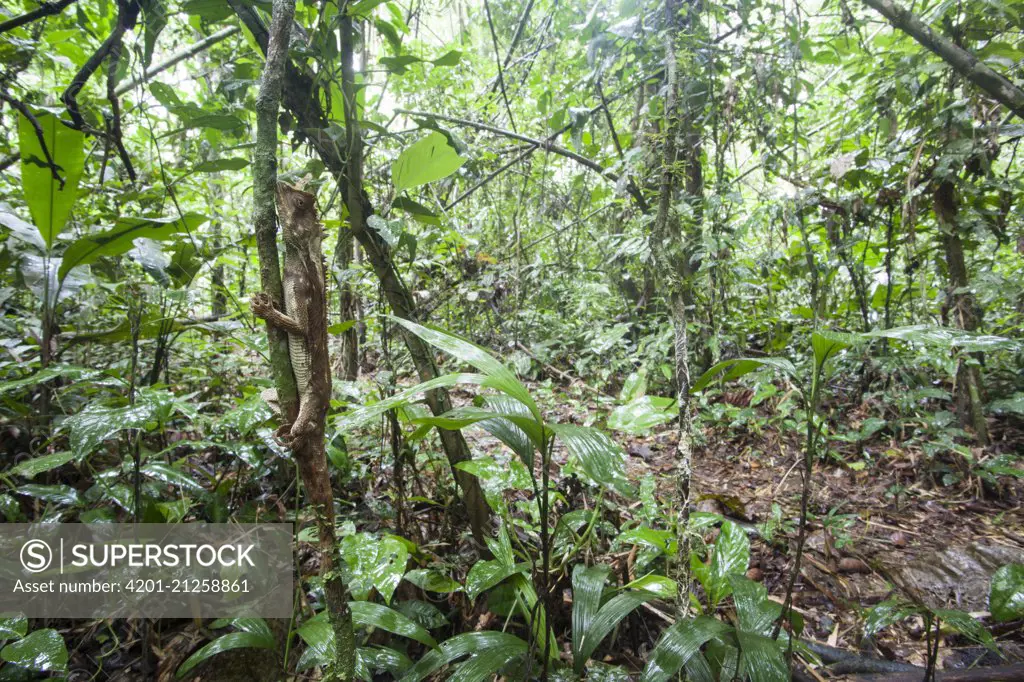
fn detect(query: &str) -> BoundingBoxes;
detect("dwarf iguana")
[250,181,331,461]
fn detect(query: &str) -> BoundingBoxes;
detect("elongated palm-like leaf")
[335,373,487,431]
[550,424,635,498]
[412,405,548,451]
[398,631,529,682]
[176,631,275,678]
[572,564,610,669]
[448,645,528,682]
[575,590,657,671]
[389,317,542,421]
[690,357,797,394]
[641,616,732,682]
[351,601,438,649]
[736,631,788,682]
[728,575,781,636]
[465,558,530,600]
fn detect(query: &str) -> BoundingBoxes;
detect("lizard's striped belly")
[283,278,311,394]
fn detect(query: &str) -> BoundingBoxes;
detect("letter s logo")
[20,540,53,573]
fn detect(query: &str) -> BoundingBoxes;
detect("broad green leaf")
[864,325,1018,352]
[139,0,167,67]
[728,575,781,636]
[8,451,76,479]
[391,197,441,225]
[398,631,529,682]
[811,330,862,371]
[572,564,610,669]
[358,646,413,678]
[736,631,788,682]
[990,564,1024,622]
[392,131,466,192]
[607,396,676,434]
[1,629,68,673]
[641,616,732,682]
[194,158,249,173]
[59,214,206,281]
[142,462,204,492]
[624,574,677,599]
[465,559,529,600]
[64,402,156,458]
[389,317,541,421]
[403,568,462,594]
[448,645,526,682]
[340,533,408,603]
[864,598,920,636]
[0,615,27,640]
[551,424,635,498]
[933,608,996,651]
[576,590,657,670]
[690,358,796,394]
[335,373,488,432]
[396,600,448,630]
[351,601,439,648]
[412,406,547,451]
[18,111,86,249]
[432,49,462,66]
[698,522,750,607]
[176,631,274,678]
[183,113,245,130]
[620,372,647,402]
[14,484,78,506]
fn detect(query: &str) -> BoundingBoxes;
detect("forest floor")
[455,380,1024,678]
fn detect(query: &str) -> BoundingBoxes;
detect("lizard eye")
[294,197,306,209]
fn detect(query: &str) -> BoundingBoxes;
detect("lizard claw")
[272,423,293,449]
[250,292,275,319]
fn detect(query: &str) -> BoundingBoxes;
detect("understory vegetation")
[0,0,1023,679]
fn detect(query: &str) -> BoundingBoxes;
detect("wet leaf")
[990,563,1024,622]
[550,424,635,498]
[641,616,732,682]
[1,629,68,673]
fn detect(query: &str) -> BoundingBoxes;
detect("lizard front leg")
[250,292,306,336]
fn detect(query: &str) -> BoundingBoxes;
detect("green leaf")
[8,451,76,479]
[864,598,921,636]
[431,49,462,66]
[139,0,167,67]
[336,373,489,432]
[340,533,408,603]
[990,564,1024,623]
[142,462,204,492]
[351,601,439,649]
[18,111,86,249]
[403,568,462,594]
[392,131,467,192]
[933,608,996,651]
[811,330,862,372]
[194,157,250,172]
[0,615,28,640]
[348,0,389,17]
[607,396,676,434]
[380,54,422,74]
[690,358,796,394]
[14,484,79,506]
[550,424,635,498]
[572,564,610,670]
[1,629,68,673]
[176,630,274,678]
[736,631,788,682]
[391,197,441,224]
[641,616,732,682]
[698,522,751,607]
[465,559,529,600]
[728,575,781,636]
[576,589,656,670]
[397,631,528,682]
[63,402,156,458]
[389,317,541,421]
[864,325,1018,352]
[184,113,245,130]
[59,214,207,281]
[624,574,677,599]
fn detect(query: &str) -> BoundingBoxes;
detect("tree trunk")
[337,12,490,544]
[934,180,988,445]
[253,1,355,676]
[334,223,359,382]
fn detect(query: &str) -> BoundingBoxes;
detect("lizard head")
[275,181,321,247]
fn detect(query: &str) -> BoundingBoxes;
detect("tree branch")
[395,107,650,211]
[0,0,77,34]
[861,0,1024,120]
[0,94,64,187]
[114,25,240,96]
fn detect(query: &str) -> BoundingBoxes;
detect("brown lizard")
[250,181,332,490]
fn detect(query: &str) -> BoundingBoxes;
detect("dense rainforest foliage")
[0,0,1023,679]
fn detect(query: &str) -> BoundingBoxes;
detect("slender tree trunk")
[253,1,355,676]
[934,180,988,444]
[334,223,359,381]
[338,11,490,544]
[653,0,704,615]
